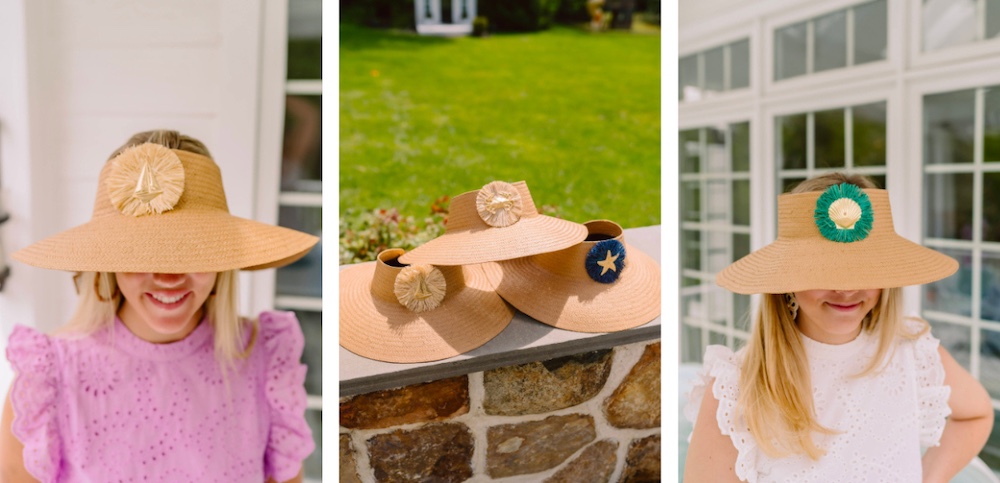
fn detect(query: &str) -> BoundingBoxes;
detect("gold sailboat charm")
[133,162,163,203]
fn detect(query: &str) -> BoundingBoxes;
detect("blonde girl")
[684,173,993,482]
[0,130,319,482]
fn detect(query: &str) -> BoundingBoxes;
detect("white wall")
[0,0,272,389]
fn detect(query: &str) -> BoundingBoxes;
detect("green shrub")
[479,0,562,32]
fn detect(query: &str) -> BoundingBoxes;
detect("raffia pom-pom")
[394,265,447,313]
[814,183,873,243]
[106,143,185,217]
[476,180,523,227]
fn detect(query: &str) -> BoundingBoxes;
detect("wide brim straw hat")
[12,143,319,273]
[717,184,958,294]
[398,180,588,266]
[482,220,660,332]
[340,248,514,363]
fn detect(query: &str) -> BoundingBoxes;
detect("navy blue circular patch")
[586,239,626,284]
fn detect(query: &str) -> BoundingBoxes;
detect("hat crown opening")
[370,249,466,305]
[778,189,894,240]
[94,149,229,220]
[446,181,538,232]
[533,220,626,278]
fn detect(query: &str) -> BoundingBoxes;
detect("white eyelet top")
[685,319,951,483]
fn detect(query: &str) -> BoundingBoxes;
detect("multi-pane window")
[774,0,887,81]
[776,101,888,192]
[275,0,322,480]
[679,122,752,362]
[923,0,1000,51]
[921,84,1000,468]
[679,38,750,102]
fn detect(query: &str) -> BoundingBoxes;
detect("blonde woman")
[0,131,318,482]
[684,173,993,482]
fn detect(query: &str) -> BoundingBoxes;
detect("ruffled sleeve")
[258,311,315,482]
[684,345,761,483]
[6,325,62,482]
[910,322,952,448]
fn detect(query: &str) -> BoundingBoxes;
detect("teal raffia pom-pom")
[585,239,626,283]
[814,183,874,243]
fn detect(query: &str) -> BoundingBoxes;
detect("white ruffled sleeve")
[684,345,761,483]
[911,325,952,448]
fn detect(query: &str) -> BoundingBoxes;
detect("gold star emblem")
[596,250,619,276]
[133,161,163,203]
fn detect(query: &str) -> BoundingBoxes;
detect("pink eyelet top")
[6,310,314,483]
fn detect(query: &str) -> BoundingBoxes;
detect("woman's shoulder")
[252,310,305,358]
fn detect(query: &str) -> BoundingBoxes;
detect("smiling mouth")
[149,292,190,305]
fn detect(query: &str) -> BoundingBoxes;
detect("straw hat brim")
[12,211,319,273]
[482,243,661,332]
[716,233,958,294]
[399,215,588,266]
[340,262,514,363]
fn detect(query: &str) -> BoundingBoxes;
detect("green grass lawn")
[340,22,660,229]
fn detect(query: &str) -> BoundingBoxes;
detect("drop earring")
[785,293,799,320]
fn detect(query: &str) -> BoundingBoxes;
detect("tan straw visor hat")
[398,180,588,266]
[12,143,319,273]
[340,248,514,363]
[482,220,660,332]
[716,184,958,294]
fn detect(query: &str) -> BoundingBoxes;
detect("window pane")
[989,0,1000,38]
[277,206,323,297]
[778,113,808,170]
[775,21,808,80]
[282,95,322,189]
[734,293,751,332]
[682,181,701,222]
[709,330,728,346]
[984,252,1000,321]
[303,409,322,479]
[682,230,701,271]
[924,249,972,316]
[733,233,750,260]
[730,39,750,90]
[732,180,750,225]
[706,180,728,223]
[292,310,322,395]
[924,173,974,240]
[982,332,1000,399]
[924,89,976,165]
[707,284,730,324]
[929,320,971,369]
[855,0,888,64]
[985,87,1000,162]
[782,177,806,193]
[923,0,978,51]
[680,129,701,173]
[707,230,732,273]
[731,122,750,172]
[681,324,703,363]
[985,411,1000,470]
[679,54,699,101]
[706,127,727,172]
[869,174,887,190]
[814,108,845,168]
[703,46,725,95]
[814,10,847,73]
[287,0,322,79]
[853,102,887,167]
[987,172,1000,242]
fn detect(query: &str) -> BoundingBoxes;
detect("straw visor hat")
[716,184,958,294]
[398,181,588,265]
[482,220,660,332]
[340,248,514,363]
[13,143,319,273]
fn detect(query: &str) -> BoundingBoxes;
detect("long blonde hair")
[738,173,927,459]
[58,130,257,365]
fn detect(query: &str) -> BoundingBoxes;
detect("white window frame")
[910,0,1000,68]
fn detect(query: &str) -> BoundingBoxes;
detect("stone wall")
[340,340,661,482]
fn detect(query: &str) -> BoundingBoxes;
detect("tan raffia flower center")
[106,143,185,217]
[828,197,862,230]
[476,180,523,227]
[394,265,447,313]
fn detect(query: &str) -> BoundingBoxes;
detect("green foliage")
[479,0,563,32]
[340,24,661,231]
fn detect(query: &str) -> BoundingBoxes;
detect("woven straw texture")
[716,189,958,294]
[12,148,318,273]
[340,249,514,363]
[482,220,660,332]
[398,181,588,266]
